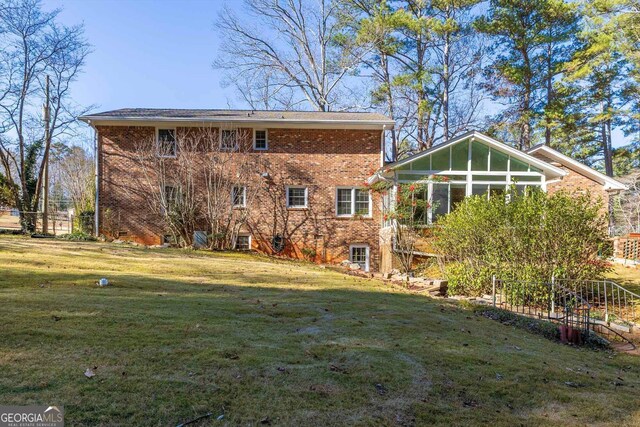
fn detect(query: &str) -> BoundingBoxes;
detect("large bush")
[434,187,610,296]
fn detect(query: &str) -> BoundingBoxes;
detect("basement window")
[235,234,251,250]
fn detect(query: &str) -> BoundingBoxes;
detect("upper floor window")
[336,188,371,217]
[254,129,268,150]
[232,186,246,207]
[157,129,176,157]
[220,129,238,150]
[286,186,308,208]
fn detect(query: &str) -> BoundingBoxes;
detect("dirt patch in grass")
[1,237,640,426]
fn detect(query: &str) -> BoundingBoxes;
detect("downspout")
[88,120,99,237]
[380,125,387,167]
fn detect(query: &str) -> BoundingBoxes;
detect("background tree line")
[216,0,640,177]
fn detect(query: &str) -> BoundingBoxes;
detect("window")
[336,188,371,217]
[232,186,246,207]
[164,185,178,208]
[220,129,238,150]
[254,129,268,150]
[286,186,307,208]
[157,129,176,157]
[350,245,369,272]
[235,234,251,250]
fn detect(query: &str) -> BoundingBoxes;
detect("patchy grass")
[606,263,640,295]
[1,238,640,426]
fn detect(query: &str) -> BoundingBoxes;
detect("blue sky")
[45,0,629,148]
[46,0,238,111]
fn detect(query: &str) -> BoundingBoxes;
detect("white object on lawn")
[98,278,109,286]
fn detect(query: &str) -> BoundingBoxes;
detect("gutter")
[78,115,396,127]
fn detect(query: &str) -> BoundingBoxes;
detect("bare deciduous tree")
[0,0,90,231]
[214,0,366,112]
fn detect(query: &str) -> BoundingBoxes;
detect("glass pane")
[412,156,430,170]
[489,185,505,199]
[412,188,429,224]
[530,165,542,173]
[511,175,541,182]
[397,163,412,171]
[490,148,508,171]
[510,157,529,172]
[432,184,448,221]
[337,189,352,215]
[354,189,370,215]
[255,130,267,149]
[451,140,468,170]
[473,175,506,182]
[450,184,466,212]
[472,184,489,197]
[233,187,245,206]
[351,247,367,267]
[471,141,489,171]
[158,129,175,142]
[431,148,450,171]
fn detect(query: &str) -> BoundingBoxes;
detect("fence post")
[551,274,555,314]
[492,275,496,307]
[603,280,608,323]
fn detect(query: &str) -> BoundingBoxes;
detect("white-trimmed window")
[235,234,251,250]
[232,186,246,207]
[254,129,268,150]
[349,244,370,272]
[336,187,371,217]
[220,129,238,150]
[157,129,177,157]
[286,186,308,208]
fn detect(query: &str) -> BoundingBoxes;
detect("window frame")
[349,244,370,272]
[286,186,308,209]
[219,128,239,151]
[335,187,372,218]
[253,129,268,151]
[231,185,246,208]
[156,128,177,158]
[234,234,251,251]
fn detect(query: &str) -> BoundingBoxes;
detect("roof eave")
[78,115,395,128]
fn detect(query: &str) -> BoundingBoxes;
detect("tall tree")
[214,0,364,112]
[0,0,90,232]
[477,0,578,150]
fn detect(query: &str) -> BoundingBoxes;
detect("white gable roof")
[384,131,567,178]
[527,145,627,192]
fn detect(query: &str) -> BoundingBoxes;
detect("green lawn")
[1,237,640,426]
[607,263,640,295]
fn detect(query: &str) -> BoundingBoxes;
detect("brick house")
[80,109,393,272]
[80,111,625,273]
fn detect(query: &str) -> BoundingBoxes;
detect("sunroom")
[370,131,567,225]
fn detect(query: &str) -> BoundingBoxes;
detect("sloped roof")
[527,144,627,191]
[79,108,395,126]
[377,131,567,179]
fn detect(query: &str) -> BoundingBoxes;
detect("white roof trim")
[79,115,395,128]
[527,145,628,191]
[384,131,567,178]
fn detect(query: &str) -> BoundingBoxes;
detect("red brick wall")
[530,153,610,210]
[96,125,383,269]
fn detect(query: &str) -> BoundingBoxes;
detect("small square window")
[254,130,268,150]
[220,129,238,150]
[287,186,307,208]
[158,129,176,157]
[350,245,369,271]
[235,234,251,250]
[232,186,246,207]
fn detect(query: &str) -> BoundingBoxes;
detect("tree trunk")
[443,31,450,140]
[545,42,553,146]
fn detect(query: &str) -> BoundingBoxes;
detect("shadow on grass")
[1,243,640,425]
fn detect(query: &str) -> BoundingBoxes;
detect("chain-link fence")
[0,208,74,235]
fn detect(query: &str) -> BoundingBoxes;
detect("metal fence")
[0,209,73,235]
[491,276,591,336]
[554,279,640,327]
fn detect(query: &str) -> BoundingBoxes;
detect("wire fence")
[0,208,74,235]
